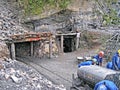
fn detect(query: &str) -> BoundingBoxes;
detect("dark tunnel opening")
[15,42,31,57]
[63,38,72,53]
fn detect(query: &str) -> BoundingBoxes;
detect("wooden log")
[31,42,33,56]
[61,35,64,53]
[49,37,52,59]
[11,43,15,60]
[76,32,80,50]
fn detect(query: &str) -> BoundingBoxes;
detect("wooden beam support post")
[76,32,80,50]
[11,43,16,60]
[31,41,33,56]
[49,37,52,59]
[61,35,64,53]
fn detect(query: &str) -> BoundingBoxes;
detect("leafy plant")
[95,0,120,25]
[18,0,71,16]
[59,0,70,9]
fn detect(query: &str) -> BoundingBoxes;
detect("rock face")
[0,0,60,59]
[0,0,66,89]
[0,1,29,40]
[0,58,66,90]
[0,41,10,59]
[0,0,30,59]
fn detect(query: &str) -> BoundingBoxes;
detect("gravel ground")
[0,58,66,90]
[17,47,104,90]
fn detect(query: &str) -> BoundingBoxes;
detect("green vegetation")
[80,31,96,49]
[18,0,71,16]
[95,0,120,25]
[103,9,120,25]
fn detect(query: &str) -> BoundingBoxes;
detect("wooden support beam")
[31,42,33,56]
[11,43,15,60]
[61,35,64,53]
[76,32,80,50]
[49,37,52,59]
[56,33,77,36]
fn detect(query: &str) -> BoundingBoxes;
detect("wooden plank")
[49,37,52,59]
[61,35,64,53]
[31,42,33,56]
[76,32,80,50]
[11,43,15,60]
[10,32,52,42]
[56,33,77,36]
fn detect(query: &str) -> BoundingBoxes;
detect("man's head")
[98,51,104,58]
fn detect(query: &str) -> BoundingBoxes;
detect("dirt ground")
[17,45,107,90]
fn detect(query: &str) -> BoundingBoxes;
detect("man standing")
[112,49,120,70]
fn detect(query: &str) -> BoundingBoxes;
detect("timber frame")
[6,31,81,60]
[6,32,52,60]
[56,32,80,53]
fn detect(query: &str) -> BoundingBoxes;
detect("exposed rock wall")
[0,42,10,59]
[15,39,58,58]
[79,30,110,49]
[0,1,66,89]
[33,39,58,58]
[0,0,30,59]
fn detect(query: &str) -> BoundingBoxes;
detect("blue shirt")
[112,52,120,70]
[94,80,118,90]
[93,54,103,65]
[78,61,92,68]
[106,62,113,70]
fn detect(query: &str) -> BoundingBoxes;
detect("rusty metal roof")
[9,32,52,43]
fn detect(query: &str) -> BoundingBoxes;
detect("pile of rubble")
[0,58,66,90]
[0,0,30,41]
[0,0,29,60]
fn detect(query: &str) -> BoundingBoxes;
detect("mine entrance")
[56,34,76,53]
[7,32,52,60]
[64,38,72,52]
[64,35,76,53]
[15,42,31,57]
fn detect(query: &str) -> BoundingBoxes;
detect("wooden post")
[11,43,15,60]
[49,37,52,59]
[31,42,33,56]
[61,35,64,53]
[76,32,80,50]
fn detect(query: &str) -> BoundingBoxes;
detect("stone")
[4,74,10,80]
[10,75,21,84]
[0,41,10,59]
[0,64,3,69]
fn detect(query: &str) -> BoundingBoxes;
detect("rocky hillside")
[0,0,30,58]
[0,1,29,39]
[0,0,66,90]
